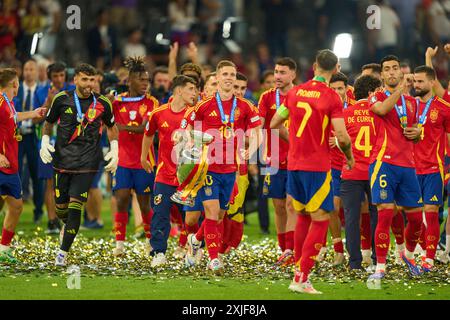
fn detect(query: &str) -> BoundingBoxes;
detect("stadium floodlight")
[222,17,241,39]
[333,33,353,59]
[155,33,170,46]
[30,32,43,55]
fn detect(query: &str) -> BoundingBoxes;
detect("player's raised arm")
[425,46,446,98]
[371,76,411,116]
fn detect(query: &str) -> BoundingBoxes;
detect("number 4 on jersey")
[355,126,372,157]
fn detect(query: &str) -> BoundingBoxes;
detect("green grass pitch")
[1,200,450,300]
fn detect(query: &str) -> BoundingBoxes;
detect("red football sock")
[322,231,327,247]
[170,206,183,227]
[374,208,394,264]
[179,225,188,247]
[277,232,286,252]
[114,212,128,241]
[196,221,205,241]
[424,212,440,260]
[298,220,329,282]
[217,219,224,251]
[405,210,423,253]
[360,212,371,250]
[204,218,219,260]
[141,209,153,239]
[186,223,199,235]
[229,220,244,249]
[418,222,426,251]
[294,214,311,263]
[285,231,294,251]
[391,211,405,245]
[1,228,15,246]
[333,239,344,253]
[219,218,230,254]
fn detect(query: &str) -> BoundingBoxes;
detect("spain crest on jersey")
[129,110,137,121]
[430,108,439,123]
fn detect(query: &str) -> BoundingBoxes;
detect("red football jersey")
[145,103,189,186]
[284,79,343,172]
[113,94,158,169]
[346,86,356,103]
[341,100,376,180]
[414,97,450,175]
[444,90,450,103]
[369,90,417,168]
[187,94,261,174]
[258,88,289,169]
[330,99,355,170]
[0,95,18,174]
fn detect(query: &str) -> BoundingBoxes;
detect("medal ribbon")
[275,89,281,109]
[385,90,408,129]
[74,91,97,123]
[415,96,434,128]
[215,92,237,129]
[116,94,145,102]
[2,93,18,124]
[69,92,99,144]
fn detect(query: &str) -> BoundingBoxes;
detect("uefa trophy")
[171,130,214,206]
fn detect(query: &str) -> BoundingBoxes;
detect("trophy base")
[171,191,195,207]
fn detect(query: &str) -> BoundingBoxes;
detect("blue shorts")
[417,173,443,205]
[0,172,22,199]
[198,171,236,211]
[287,170,333,212]
[184,195,204,212]
[262,168,287,199]
[369,161,422,207]
[112,166,155,195]
[38,158,53,180]
[331,168,342,198]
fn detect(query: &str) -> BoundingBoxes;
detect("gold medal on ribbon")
[14,128,22,142]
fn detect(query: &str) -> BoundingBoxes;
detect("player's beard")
[80,86,92,97]
[414,88,430,98]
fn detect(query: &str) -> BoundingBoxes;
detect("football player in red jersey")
[140,75,198,268]
[0,68,46,263]
[271,50,354,294]
[184,60,261,274]
[361,63,382,80]
[326,72,354,266]
[258,57,297,267]
[340,74,382,270]
[412,65,450,271]
[425,45,450,262]
[111,56,159,257]
[368,55,424,282]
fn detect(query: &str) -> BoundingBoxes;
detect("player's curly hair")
[354,75,382,100]
[123,56,146,75]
